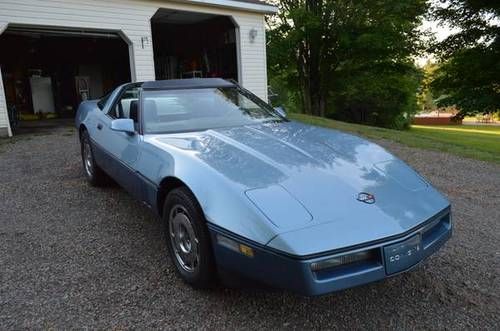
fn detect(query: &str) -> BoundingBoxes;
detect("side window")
[109,86,140,122]
[97,92,111,110]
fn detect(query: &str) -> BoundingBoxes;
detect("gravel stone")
[0,127,499,329]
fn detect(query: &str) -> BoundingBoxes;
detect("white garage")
[0,0,277,137]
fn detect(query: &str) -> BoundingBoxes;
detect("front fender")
[140,136,278,245]
[75,100,99,129]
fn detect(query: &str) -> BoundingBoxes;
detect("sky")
[415,19,459,66]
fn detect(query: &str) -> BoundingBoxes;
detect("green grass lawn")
[291,113,500,164]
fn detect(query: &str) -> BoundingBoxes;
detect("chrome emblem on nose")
[357,192,376,204]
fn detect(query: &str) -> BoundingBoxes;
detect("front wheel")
[163,187,216,288]
[80,130,108,186]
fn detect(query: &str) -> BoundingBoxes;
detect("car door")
[96,84,144,200]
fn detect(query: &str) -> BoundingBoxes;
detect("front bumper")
[208,208,452,296]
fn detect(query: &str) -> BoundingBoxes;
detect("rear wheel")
[80,130,108,186]
[163,187,216,288]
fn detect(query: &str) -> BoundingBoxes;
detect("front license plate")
[384,234,423,275]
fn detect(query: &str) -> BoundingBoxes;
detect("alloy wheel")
[169,205,200,273]
[83,141,94,178]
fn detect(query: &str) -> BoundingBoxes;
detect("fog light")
[311,250,375,272]
[216,234,254,258]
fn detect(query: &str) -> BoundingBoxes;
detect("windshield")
[142,87,283,134]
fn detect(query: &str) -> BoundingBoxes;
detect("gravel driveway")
[0,126,499,329]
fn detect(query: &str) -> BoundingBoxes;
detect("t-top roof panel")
[142,78,236,90]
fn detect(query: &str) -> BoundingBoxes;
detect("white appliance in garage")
[29,76,55,114]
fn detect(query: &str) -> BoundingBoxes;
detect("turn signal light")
[239,244,254,257]
[216,234,254,258]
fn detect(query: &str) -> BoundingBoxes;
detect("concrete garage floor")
[0,127,499,329]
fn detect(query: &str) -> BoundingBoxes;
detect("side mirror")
[274,106,287,118]
[111,118,135,134]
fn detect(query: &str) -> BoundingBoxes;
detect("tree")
[430,0,500,117]
[267,1,335,117]
[267,0,428,128]
[417,61,438,113]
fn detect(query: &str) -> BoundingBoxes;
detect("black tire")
[163,187,216,288]
[80,130,108,186]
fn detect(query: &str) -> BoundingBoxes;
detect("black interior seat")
[129,100,138,123]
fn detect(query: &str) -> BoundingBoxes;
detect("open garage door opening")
[0,26,131,126]
[151,9,239,82]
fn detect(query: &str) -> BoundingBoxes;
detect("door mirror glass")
[111,118,135,134]
[274,106,287,118]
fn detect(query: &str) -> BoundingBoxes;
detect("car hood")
[150,121,449,255]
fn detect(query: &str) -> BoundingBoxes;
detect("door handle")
[97,123,103,130]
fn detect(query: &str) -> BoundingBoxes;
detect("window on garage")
[0,26,131,124]
[151,9,239,82]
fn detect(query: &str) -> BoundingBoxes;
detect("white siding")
[0,63,11,136]
[0,23,10,135]
[0,0,270,136]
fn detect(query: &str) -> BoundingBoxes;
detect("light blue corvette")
[76,78,452,296]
